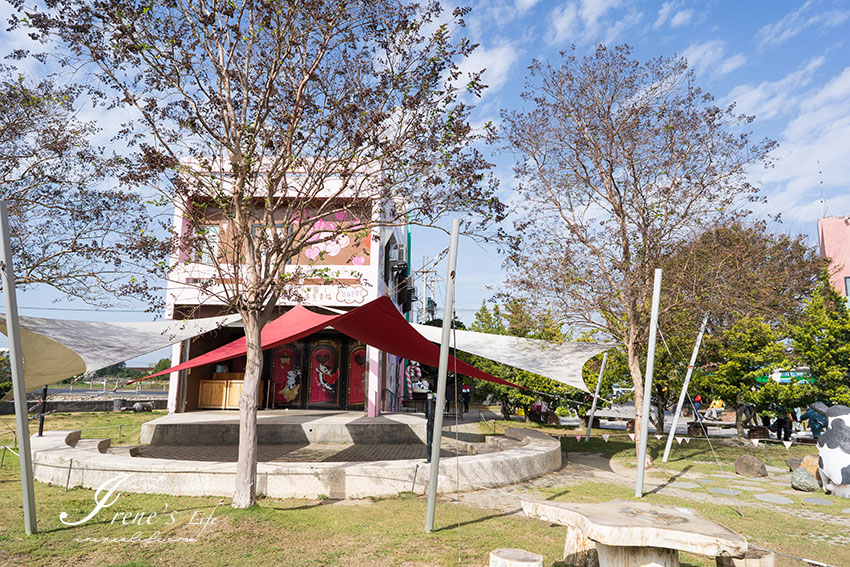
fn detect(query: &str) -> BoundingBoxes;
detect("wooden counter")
[198,373,261,409]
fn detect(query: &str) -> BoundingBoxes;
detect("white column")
[366,345,381,417]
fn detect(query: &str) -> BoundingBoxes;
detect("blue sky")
[415,0,850,322]
[4,1,850,363]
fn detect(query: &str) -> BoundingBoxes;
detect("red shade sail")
[136,296,523,389]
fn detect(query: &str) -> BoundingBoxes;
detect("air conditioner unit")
[396,244,407,264]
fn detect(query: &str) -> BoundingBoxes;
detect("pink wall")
[818,216,850,297]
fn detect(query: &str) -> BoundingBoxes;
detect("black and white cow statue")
[818,404,850,498]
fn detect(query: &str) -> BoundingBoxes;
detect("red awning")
[137,296,522,389]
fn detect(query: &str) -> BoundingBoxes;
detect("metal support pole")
[425,219,460,534]
[1,201,37,534]
[635,269,662,498]
[38,384,48,436]
[662,314,709,463]
[425,393,434,462]
[584,352,608,442]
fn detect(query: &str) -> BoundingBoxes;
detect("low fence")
[0,398,168,415]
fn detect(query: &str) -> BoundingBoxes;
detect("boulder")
[735,454,767,477]
[800,454,822,485]
[687,422,705,436]
[786,457,803,471]
[791,467,819,492]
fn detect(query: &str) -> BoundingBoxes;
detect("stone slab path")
[449,451,850,539]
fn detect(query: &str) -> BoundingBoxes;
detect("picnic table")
[522,499,747,567]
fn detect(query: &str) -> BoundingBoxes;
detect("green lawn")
[0,412,847,566]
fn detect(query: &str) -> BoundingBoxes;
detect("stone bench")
[522,499,747,567]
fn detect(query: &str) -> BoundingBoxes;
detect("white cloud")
[654,1,674,29]
[682,40,746,77]
[549,3,580,44]
[757,1,850,49]
[546,0,641,45]
[457,41,520,96]
[515,0,541,12]
[670,9,693,28]
[749,66,850,224]
[725,57,824,120]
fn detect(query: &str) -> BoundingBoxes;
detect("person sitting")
[706,398,724,419]
[692,395,703,421]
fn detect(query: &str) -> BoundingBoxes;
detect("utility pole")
[1,201,37,534]
[415,255,438,323]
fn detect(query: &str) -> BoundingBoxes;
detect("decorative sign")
[272,344,302,406]
[303,285,369,305]
[347,344,367,405]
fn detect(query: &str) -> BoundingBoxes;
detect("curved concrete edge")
[31,427,561,500]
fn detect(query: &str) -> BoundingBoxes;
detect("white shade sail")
[412,324,614,393]
[0,314,240,397]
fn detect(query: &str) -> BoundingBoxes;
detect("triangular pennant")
[684,438,691,444]
[750,439,760,447]
[783,440,792,449]
[575,435,582,443]
[675,437,683,445]
[655,435,662,440]
[602,434,610,442]
[628,433,635,441]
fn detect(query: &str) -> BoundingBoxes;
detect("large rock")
[786,457,803,471]
[687,422,705,436]
[791,467,819,492]
[736,454,767,477]
[800,454,822,484]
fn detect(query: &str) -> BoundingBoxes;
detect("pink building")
[163,162,412,417]
[817,216,850,297]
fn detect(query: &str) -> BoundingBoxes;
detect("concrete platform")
[30,421,563,500]
[140,410,430,445]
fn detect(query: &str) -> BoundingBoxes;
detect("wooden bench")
[522,499,747,567]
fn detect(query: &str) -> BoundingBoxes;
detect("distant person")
[461,384,471,414]
[692,395,703,421]
[741,403,758,426]
[800,404,828,438]
[769,408,794,441]
[707,398,724,419]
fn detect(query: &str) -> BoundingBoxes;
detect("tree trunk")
[626,338,645,445]
[655,394,666,435]
[232,310,264,508]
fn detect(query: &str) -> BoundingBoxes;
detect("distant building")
[817,215,850,298]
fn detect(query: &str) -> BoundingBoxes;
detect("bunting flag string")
[750,439,760,447]
[602,434,610,442]
[655,435,662,440]
[684,438,691,444]
[575,435,582,443]
[675,437,683,445]
[628,433,635,441]
[783,440,793,449]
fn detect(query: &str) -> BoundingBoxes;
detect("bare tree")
[0,65,162,304]
[14,0,502,507]
[501,44,776,452]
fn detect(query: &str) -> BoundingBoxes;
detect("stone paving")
[448,451,850,539]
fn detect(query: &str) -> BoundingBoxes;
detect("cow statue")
[818,404,850,498]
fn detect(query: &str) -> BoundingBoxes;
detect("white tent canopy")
[0,314,240,398]
[411,324,613,393]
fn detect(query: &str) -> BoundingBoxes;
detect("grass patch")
[0,411,167,447]
[1,411,846,566]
